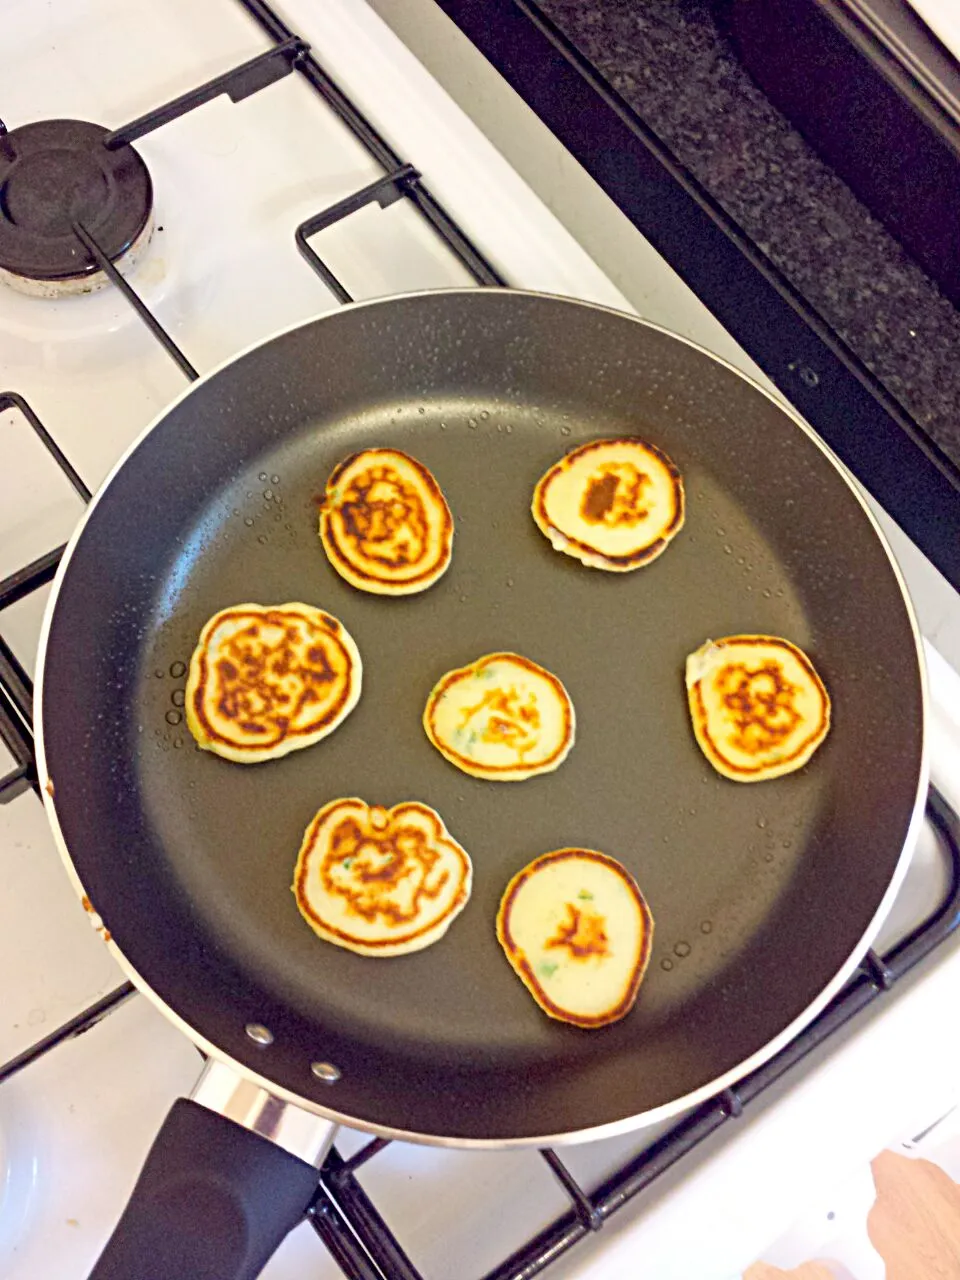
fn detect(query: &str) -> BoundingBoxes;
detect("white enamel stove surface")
[1,1,960,1278]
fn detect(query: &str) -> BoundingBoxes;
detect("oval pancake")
[319,448,453,595]
[685,635,831,782]
[497,850,654,1028]
[423,652,575,782]
[532,437,684,571]
[292,798,472,956]
[185,602,361,764]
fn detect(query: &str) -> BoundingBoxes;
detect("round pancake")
[532,437,684,571]
[685,635,831,782]
[291,798,472,956]
[423,651,575,781]
[185,602,361,764]
[319,448,453,595]
[497,850,654,1028]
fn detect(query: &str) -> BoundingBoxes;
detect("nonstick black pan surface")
[38,291,925,1143]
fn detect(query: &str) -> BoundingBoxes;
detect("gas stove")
[2,2,960,1278]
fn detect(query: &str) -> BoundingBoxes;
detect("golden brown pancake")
[497,849,654,1028]
[423,652,575,781]
[292,798,472,955]
[319,448,453,595]
[685,635,831,782]
[532,437,684,571]
[185,602,361,764]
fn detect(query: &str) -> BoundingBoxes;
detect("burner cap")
[0,119,152,283]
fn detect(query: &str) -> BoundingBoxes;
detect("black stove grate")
[1,3,959,1278]
[0,0,503,808]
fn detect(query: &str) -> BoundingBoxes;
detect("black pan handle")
[90,1063,337,1280]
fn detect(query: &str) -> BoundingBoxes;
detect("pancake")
[423,652,575,781]
[685,635,831,782]
[497,849,654,1028]
[185,602,361,764]
[532,437,684,571]
[292,798,472,956]
[319,448,453,595]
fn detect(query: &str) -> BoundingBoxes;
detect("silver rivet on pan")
[311,1061,341,1084]
[245,1023,274,1047]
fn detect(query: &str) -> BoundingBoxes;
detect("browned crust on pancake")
[688,635,830,779]
[320,448,453,592]
[496,849,654,1028]
[532,437,684,568]
[423,652,574,777]
[292,798,471,952]
[188,605,356,755]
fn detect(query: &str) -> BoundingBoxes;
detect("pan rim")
[34,287,929,1147]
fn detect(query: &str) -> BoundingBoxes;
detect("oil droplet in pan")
[660,958,674,972]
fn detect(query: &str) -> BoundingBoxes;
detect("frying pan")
[35,290,926,1279]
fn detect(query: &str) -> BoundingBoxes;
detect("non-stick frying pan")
[36,290,926,1279]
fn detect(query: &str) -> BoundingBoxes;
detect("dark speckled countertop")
[537,0,960,466]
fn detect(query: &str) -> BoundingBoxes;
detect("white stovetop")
[905,0,960,64]
[2,2,960,1278]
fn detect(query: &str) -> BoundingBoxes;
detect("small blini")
[423,652,575,782]
[319,448,453,595]
[686,634,831,782]
[185,602,361,764]
[532,437,684,571]
[292,798,472,956]
[497,850,654,1028]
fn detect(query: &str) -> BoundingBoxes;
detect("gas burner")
[0,118,153,298]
